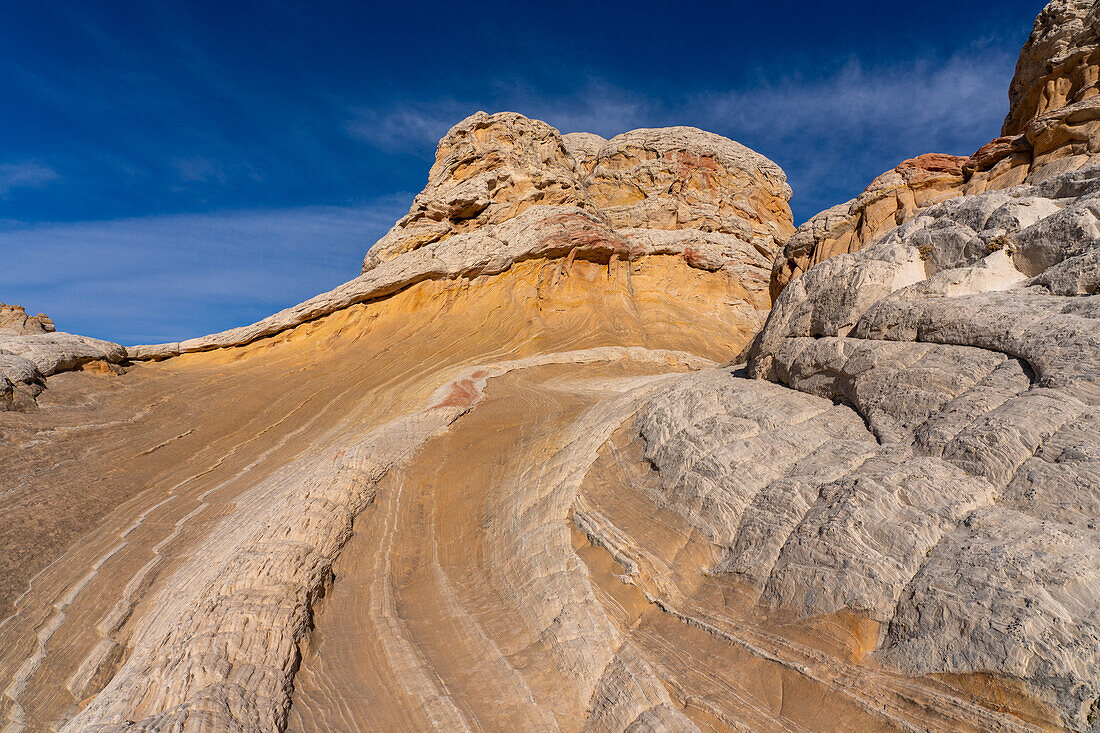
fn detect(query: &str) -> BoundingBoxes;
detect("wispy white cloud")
[0,195,412,344]
[0,162,61,196]
[345,100,474,152]
[343,80,656,154]
[343,47,1014,221]
[171,156,230,184]
[689,49,1016,218]
[695,51,1013,151]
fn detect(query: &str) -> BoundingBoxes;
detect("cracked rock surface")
[1,2,1098,732]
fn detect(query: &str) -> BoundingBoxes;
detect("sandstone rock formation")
[772,0,1100,300]
[746,161,1100,729]
[1004,0,1100,136]
[0,304,125,410]
[362,112,792,276]
[128,115,789,363]
[0,304,54,335]
[1,2,1098,732]
[770,153,969,299]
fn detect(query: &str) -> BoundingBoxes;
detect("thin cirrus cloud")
[171,156,231,185]
[343,83,655,154]
[0,162,61,197]
[0,196,412,345]
[343,47,1014,222]
[700,53,1013,142]
[0,11,1023,346]
[691,49,1017,218]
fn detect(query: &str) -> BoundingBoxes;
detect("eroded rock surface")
[1,2,1097,732]
[1004,0,1100,136]
[730,161,1100,729]
[0,304,54,335]
[773,1,1100,300]
[0,108,792,732]
[0,305,125,410]
[362,111,793,277]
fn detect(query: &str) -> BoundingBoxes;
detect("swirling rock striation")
[0,2,1097,732]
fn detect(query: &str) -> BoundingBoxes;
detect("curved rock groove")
[3,11,1099,728]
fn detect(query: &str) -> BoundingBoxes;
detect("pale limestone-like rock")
[881,508,1100,729]
[772,0,1100,301]
[754,165,1100,382]
[562,131,607,174]
[770,154,969,299]
[715,161,1100,729]
[769,133,1100,301]
[0,305,125,409]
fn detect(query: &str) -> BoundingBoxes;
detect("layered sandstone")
[126,113,789,364]
[0,305,54,335]
[770,153,969,298]
[0,305,126,411]
[0,2,1097,733]
[739,161,1100,730]
[0,115,791,732]
[1004,0,1100,135]
[772,0,1100,299]
[362,112,793,275]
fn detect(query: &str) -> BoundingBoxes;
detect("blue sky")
[1,0,1046,344]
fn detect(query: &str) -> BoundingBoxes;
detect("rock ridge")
[0,2,1097,732]
[772,0,1100,299]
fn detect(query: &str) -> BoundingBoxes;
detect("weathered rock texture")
[362,112,792,276]
[772,0,1100,300]
[0,305,125,411]
[1004,0,1100,136]
[1,3,1098,733]
[0,113,792,733]
[0,305,54,335]
[770,153,969,299]
[737,160,1099,730]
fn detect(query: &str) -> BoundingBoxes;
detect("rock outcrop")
[0,2,1097,733]
[0,304,54,335]
[0,113,795,733]
[770,153,969,299]
[741,162,1100,728]
[0,304,125,410]
[129,114,790,362]
[1004,0,1100,136]
[362,112,793,276]
[772,0,1100,300]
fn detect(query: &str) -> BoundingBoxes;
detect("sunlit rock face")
[0,304,125,410]
[0,113,789,732]
[1,2,1098,733]
[772,0,1100,302]
[362,111,794,275]
[1003,0,1100,137]
[770,153,969,299]
[745,159,1100,729]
